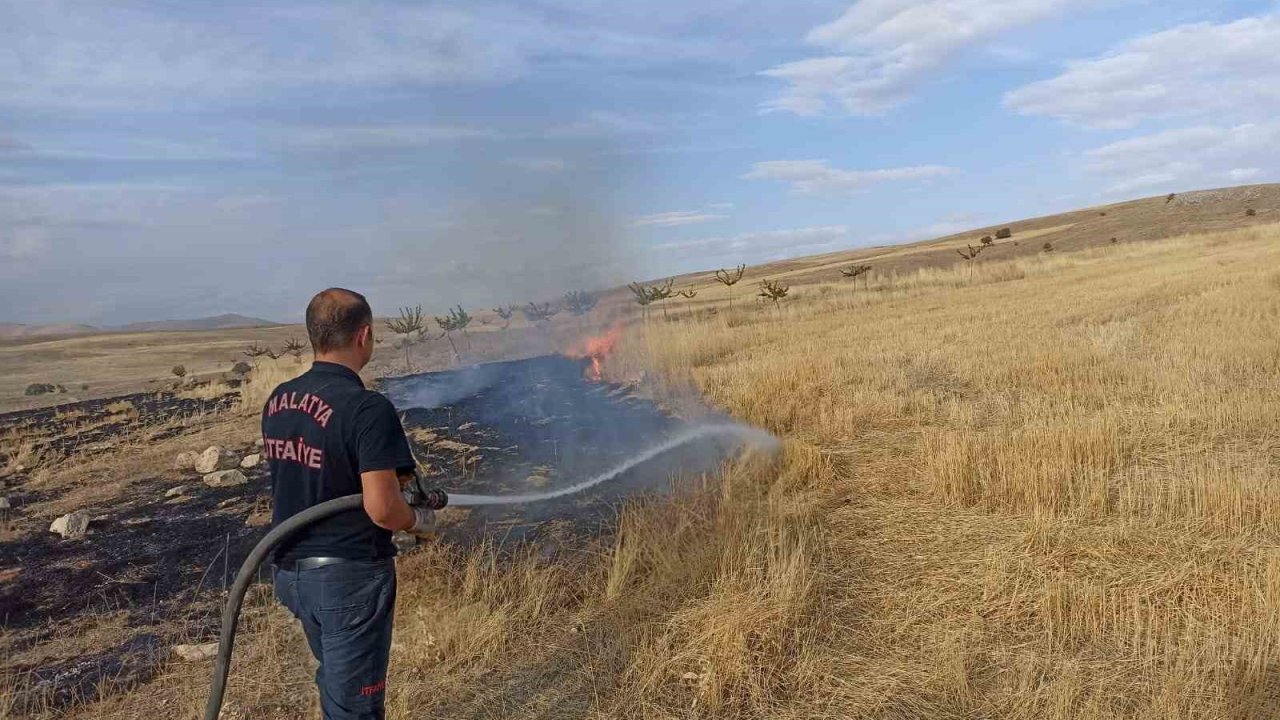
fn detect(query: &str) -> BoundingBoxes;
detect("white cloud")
[632,210,726,228]
[1083,122,1280,195]
[1004,14,1280,129]
[743,159,956,194]
[507,157,567,172]
[655,225,850,262]
[763,0,1076,115]
[287,125,498,151]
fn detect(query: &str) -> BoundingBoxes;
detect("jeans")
[273,558,397,719]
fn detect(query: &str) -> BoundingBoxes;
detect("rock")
[164,485,187,498]
[203,470,248,488]
[253,437,264,448]
[239,453,260,469]
[194,446,240,474]
[0,496,10,510]
[173,451,199,471]
[50,510,90,539]
[172,642,219,662]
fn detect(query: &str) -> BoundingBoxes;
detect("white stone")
[50,510,90,539]
[194,446,239,474]
[0,496,10,510]
[172,642,219,662]
[239,453,260,469]
[203,470,248,488]
[164,486,187,498]
[173,451,199,471]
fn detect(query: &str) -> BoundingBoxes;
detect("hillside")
[0,322,99,340]
[115,313,280,333]
[667,183,1280,291]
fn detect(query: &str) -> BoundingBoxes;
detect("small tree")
[563,290,598,317]
[627,282,654,321]
[648,279,675,321]
[522,302,559,325]
[242,344,269,367]
[1246,208,1257,217]
[385,305,425,372]
[1109,237,1119,244]
[956,243,983,260]
[677,288,698,319]
[171,365,187,380]
[231,361,252,376]
[758,279,789,316]
[283,337,305,363]
[840,263,873,291]
[1043,242,1055,253]
[714,264,746,311]
[494,305,516,329]
[979,235,993,246]
[995,227,1012,240]
[264,348,282,361]
[435,305,472,359]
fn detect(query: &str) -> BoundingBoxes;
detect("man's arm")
[360,469,414,531]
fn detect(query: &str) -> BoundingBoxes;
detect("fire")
[564,324,622,381]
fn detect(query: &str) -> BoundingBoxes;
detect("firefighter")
[262,287,433,719]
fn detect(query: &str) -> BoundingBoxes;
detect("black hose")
[203,493,365,720]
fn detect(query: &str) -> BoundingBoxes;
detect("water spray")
[203,422,773,719]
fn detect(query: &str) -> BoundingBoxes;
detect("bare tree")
[714,264,746,311]
[563,290,598,317]
[283,337,306,363]
[522,301,559,325]
[840,264,873,291]
[493,305,516,329]
[627,282,654,321]
[242,344,269,367]
[385,305,424,372]
[677,287,697,319]
[264,348,282,361]
[649,279,675,321]
[758,279,789,316]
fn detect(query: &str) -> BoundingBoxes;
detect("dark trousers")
[273,558,397,720]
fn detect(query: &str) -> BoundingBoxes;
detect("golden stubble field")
[41,223,1280,719]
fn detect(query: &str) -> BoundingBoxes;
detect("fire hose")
[203,422,768,719]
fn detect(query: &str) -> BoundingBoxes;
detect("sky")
[2,0,1279,325]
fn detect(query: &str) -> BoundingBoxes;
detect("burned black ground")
[2,355,749,713]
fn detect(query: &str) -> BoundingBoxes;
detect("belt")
[278,556,353,572]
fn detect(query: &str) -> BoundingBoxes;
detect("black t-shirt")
[261,361,414,562]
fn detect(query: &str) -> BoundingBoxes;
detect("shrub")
[995,227,1012,240]
[1042,242,1054,252]
[1099,211,1107,216]
[231,361,253,376]
[171,365,187,379]
[1110,237,1119,244]
[1246,208,1257,217]
[24,383,56,396]
[979,235,993,246]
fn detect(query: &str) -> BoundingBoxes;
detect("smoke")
[382,362,505,410]
[373,141,643,315]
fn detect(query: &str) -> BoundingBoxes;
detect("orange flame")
[564,324,622,381]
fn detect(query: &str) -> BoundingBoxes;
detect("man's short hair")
[306,288,373,353]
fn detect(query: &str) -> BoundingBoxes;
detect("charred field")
[0,353,754,713]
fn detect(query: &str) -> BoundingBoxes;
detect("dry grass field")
[23,221,1277,719]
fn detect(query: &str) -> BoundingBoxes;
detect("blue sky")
[3,0,1278,325]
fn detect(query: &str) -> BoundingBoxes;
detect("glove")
[408,506,435,534]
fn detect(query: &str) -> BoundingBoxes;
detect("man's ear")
[359,324,373,348]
